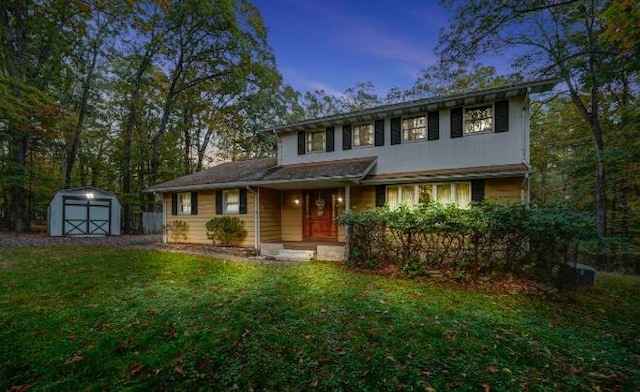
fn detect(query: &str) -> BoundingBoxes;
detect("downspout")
[246,186,259,250]
[161,193,167,244]
[521,87,532,204]
[344,184,351,261]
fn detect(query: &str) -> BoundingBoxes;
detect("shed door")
[63,196,112,235]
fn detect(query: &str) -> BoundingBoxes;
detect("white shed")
[48,186,121,236]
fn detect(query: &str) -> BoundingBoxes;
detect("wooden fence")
[142,212,163,234]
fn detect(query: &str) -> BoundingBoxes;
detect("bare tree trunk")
[8,133,29,232]
[122,44,157,233]
[63,41,99,189]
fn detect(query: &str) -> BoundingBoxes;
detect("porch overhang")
[360,163,531,185]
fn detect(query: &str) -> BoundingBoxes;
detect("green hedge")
[205,217,246,246]
[337,202,596,285]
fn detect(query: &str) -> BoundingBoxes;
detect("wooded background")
[1,0,638,270]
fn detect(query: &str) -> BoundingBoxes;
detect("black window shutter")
[297,131,305,155]
[391,117,401,145]
[427,111,439,140]
[471,179,485,202]
[325,127,334,152]
[375,185,386,207]
[190,192,198,215]
[450,108,463,138]
[239,189,248,214]
[494,100,509,133]
[171,193,178,215]
[342,125,352,150]
[215,191,223,215]
[374,119,385,146]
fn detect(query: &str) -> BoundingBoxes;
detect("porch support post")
[345,184,351,212]
[344,184,351,261]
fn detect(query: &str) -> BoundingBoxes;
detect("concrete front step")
[275,249,315,261]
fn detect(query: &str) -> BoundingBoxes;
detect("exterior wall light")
[294,198,300,205]
[86,193,94,199]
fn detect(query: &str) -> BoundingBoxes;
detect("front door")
[303,190,336,240]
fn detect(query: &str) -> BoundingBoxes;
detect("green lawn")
[1,247,638,391]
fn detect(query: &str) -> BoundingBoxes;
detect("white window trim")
[402,115,427,142]
[223,189,240,214]
[306,130,326,153]
[177,192,191,215]
[352,123,374,147]
[464,103,494,135]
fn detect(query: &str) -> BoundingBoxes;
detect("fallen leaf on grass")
[93,323,113,331]
[196,359,209,370]
[164,328,176,338]
[175,365,185,375]
[65,353,84,365]
[8,384,32,392]
[480,382,492,392]
[361,369,369,377]
[130,362,144,376]
[175,353,185,362]
[487,365,498,374]
[241,329,250,338]
[310,379,319,387]
[147,308,158,315]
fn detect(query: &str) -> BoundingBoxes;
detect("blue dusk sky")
[253,0,514,96]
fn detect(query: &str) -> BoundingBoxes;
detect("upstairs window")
[465,105,493,134]
[403,116,426,141]
[177,192,191,214]
[307,131,325,153]
[353,124,373,147]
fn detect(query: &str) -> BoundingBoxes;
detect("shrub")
[164,220,189,242]
[340,202,597,286]
[205,217,246,246]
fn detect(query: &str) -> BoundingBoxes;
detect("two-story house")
[145,79,558,260]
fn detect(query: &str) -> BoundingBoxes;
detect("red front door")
[303,190,336,240]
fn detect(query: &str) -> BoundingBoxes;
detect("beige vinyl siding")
[164,191,256,247]
[335,185,376,242]
[485,177,524,202]
[259,188,281,242]
[281,190,303,241]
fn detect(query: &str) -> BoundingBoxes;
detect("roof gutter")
[360,170,530,186]
[145,175,368,193]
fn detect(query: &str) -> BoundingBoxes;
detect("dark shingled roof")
[263,157,377,182]
[145,156,377,192]
[146,157,277,192]
[267,78,560,134]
